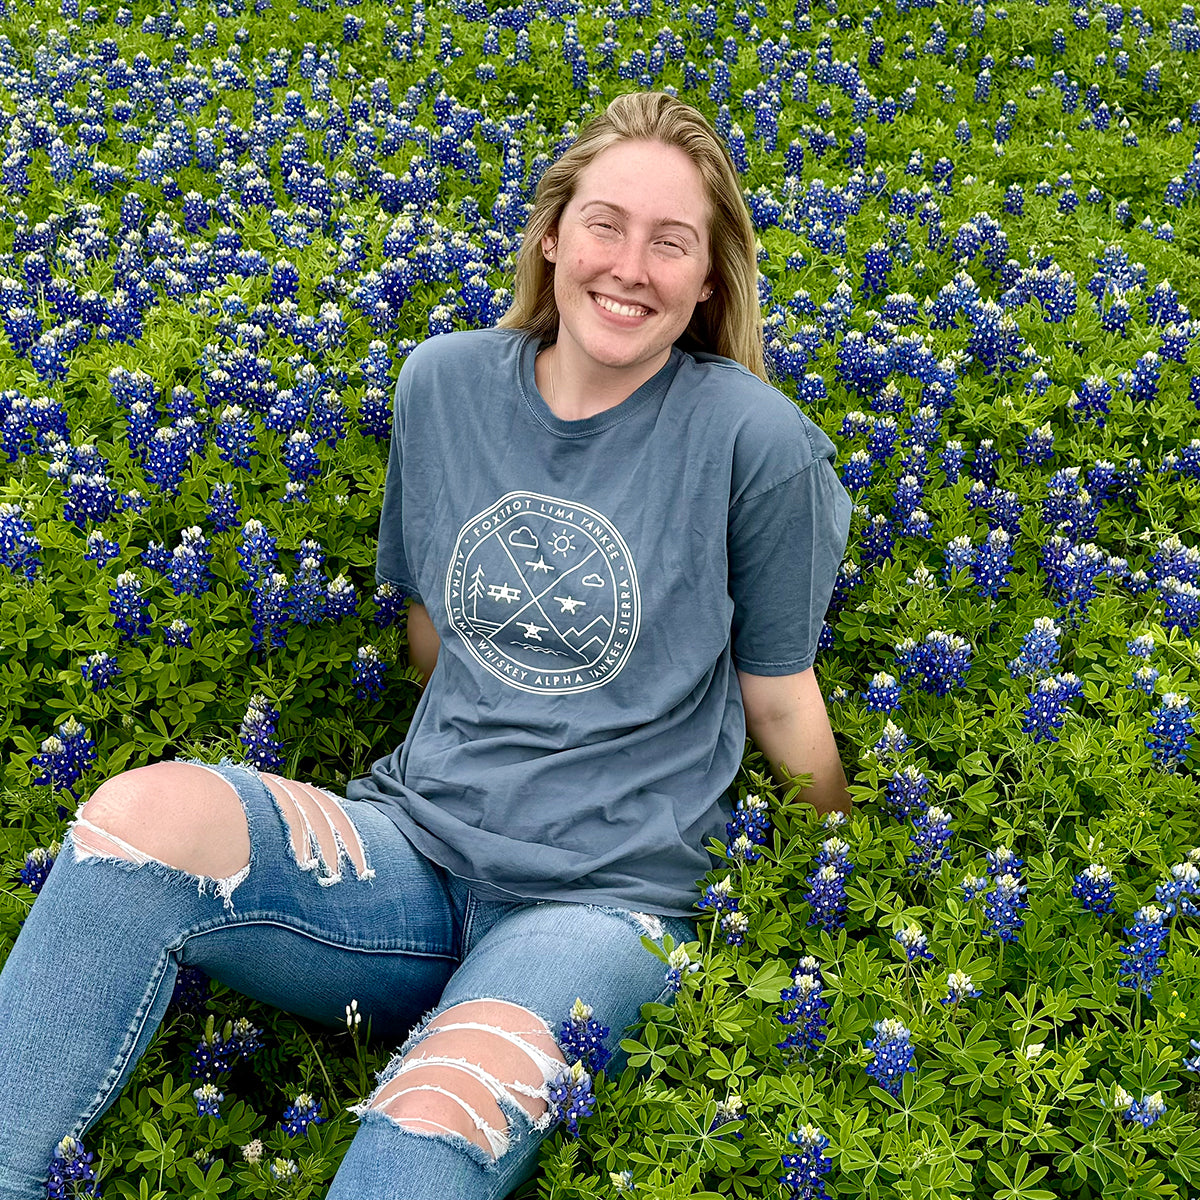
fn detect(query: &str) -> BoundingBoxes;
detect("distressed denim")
[0,760,693,1200]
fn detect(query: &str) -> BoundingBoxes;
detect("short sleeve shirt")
[346,328,852,916]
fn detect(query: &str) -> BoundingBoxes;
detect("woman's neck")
[536,343,670,421]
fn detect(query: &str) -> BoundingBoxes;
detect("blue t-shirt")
[346,328,852,916]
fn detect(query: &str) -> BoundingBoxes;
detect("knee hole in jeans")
[366,1000,565,1160]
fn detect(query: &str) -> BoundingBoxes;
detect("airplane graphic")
[487,583,522,603]
[554,595,585,614]
[517,621,548,640]
[525,556,553,573]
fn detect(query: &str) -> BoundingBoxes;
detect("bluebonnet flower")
[207,483,240,534]
[0,503,41,579]
[33,718,96,795]
[1070,376,1113,427]
[841,449,873,491]
[941,970,982,1006]
[1130,666,1160,696]
[908,806,953,876]
[707,1094,746,1139]
[894,922,934,962]
[1155,860,1200,918]
[873,720,911,762]
[352,645,387,700]
[238,520,278,582]
[250,573,291,654]
[168,528,212,598]
[804,840,853,930]
[777,956,829,1054]
[560,997,612,1073]
[325,575,359,622]
[193,1084,223,1120]
[962,874,989,901]
[1022,675,1082,743]
[1009,617,1062,678]
[1019,424,1055,466]
[698,876,738,915]
[1161,578,1200,636]
[170,965,210,1015]
[981,873,1028,943]
[144,427,191,494]
[215,405,256,469]
[779,1124,833,1200]
[1127,633,1155,658]
[721,909,749,945]
[886,766,930,819]
[239,695,284,772]
[726,793,770,861]
[1073,864,1116,915]
[863,672,901,713]
[373,582,406,629]
[190,1018,263,1082]
[163,619,193,648]
[269,1159,298,1180]
[1146,693,1195,770]
[284,430,321,483]
[972,529,1013,598]
[83,530,120,569]
[865,1018,916,1097]
[19,846,54,894]
[943,535,976,581]
[81,651,120,692]
[280,1093,323,1137]
[895,631,972,696]
[46,1136,101,1200]
[1183,1038,1200,1075]
[664,944,700,994]
[548,1060,596,1137]
[1121,1090,1167,1127]
[64,471,119,528]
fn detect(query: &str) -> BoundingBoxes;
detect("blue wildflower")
[864,1018,916,1097]
[46,1135,101,1200]
[1146,693,1195,770]
[804,839,853,931]
[560,997,612,1073]
[33,718,96,795]
[894,922,935,962]
[208,482,240,533]
[886,766,929,819]
[81,651,120,692]
[777,956,829,1054]
[19,846,54,894]
[1123,1091,1167,1127]
[725,793,770,861]
[352,645,387,700]
[373,582,406,629]
[896,631,972,696]
[1155,860,1200,918]
[664,944,700,995]
[863,671,901,713]
[873,720,911,763]
[548,1061,596,1137]
[239,695,284,773]
[941,970,982,1006]
[1009,617,1062,678]
[193,1083,223,1120]
[908,806,953,876]
[163,619,193,649]
[280,1094,323,1137]
[0,503,41,579]
[779,1124,833,1200]
[238,520,278,582]
[981,873,1028,944]
[1072,864,1116,915]
[325,575,358,622]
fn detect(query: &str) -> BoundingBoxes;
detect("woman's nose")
[609,239,650,287]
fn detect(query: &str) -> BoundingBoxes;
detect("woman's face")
[542,139,714,387]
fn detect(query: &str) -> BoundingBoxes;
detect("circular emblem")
[445,491,640,694]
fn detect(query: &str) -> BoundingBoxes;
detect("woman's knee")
[74,761,251,880]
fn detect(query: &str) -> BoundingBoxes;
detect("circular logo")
[444,491,641,695]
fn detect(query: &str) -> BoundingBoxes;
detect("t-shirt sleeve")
[374,366,423,604]
[728,452,852,676]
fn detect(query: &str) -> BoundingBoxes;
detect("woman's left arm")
[737,667,852,815]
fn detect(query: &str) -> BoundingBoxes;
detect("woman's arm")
[406,602,441,685]
[736,666,851,816]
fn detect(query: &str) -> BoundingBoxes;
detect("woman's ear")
[542,232,558,262]
[699,279,715,302]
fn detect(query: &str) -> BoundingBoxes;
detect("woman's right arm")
[406,602,441,685]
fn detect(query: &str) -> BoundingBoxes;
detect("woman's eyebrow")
[578,200,702,240]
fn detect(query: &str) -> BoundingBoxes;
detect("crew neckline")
[519,334,683,439]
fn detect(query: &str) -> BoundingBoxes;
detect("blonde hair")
[497,91,766,381]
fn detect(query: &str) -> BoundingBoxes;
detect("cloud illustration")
[507,526,538,549]
[580,573,606,588]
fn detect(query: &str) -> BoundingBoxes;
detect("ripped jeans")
[0,760,693,1200]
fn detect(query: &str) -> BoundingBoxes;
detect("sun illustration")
[549,529,576,557]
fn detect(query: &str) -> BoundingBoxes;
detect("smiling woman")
[0,92,851,1200]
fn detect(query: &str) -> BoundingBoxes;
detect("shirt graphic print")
[444,490,641,694]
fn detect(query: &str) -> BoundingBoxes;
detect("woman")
[0,92,851,1199]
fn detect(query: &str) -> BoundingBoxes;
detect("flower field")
[2,0,1200,1193]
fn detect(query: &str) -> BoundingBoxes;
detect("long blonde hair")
[497,91,766,381]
